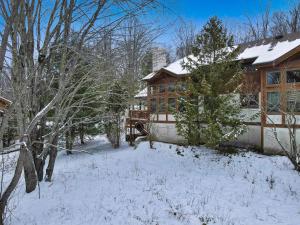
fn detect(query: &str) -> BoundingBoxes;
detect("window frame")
[167,97,176,112]
[150,98,157,113]
[286,90,300,113]
[159,84,165,93]
[158,97,166,113]
[168,82,176,93]
[266,71,281,86]
[149,85,157,95]
[286,69,300,84]
[266,91,281,113]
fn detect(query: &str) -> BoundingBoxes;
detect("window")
[267,92,280,113]
[267,71,280,85]
[240,94,259,108]
[177,82,187,92]
[159,84,165,93]
[150,98,157,113]
[168,83,175,92]
[287,91,300,112]
[287,70,300,83]
[150,86,156,95]
[159,98,165,113]
[168,98,176,112]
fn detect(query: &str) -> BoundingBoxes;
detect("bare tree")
[271,11,289,36]
[115,17,161,96]
[263,89,300,171]
[0,0,161,223]
[175,20,197,59]
[288,2,300,33]
[245,7,270,42]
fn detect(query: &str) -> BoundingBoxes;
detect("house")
[0,96,11,116]
[126,33,300,153]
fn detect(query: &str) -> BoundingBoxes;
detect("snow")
[142,72,156,81]
[163,57,190,75]
[0,96,12,104]
[134,88,148,98]
[239,39,300,65]
[142,37,300,80]
[9,137,300,225]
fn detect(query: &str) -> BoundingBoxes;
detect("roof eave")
[0,96,12,105]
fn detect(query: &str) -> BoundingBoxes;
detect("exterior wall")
[259,58,300,153]
[150,122,186,144]
[263,127,300,154]
[241,108,261,123]
[236,125,261,147]
[0,100,8,111]
[128,54,300,154]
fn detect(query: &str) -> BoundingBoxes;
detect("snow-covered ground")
[9,136,300,225]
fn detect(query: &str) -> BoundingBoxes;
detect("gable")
[146,69,185,84]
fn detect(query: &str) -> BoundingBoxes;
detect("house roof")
[0,96,12,104]
[134,87,147,99]
[238,32,300,65]
[143,32,300,81]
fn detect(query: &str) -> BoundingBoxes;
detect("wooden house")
[126,33,300,153]
[0,96,11,116]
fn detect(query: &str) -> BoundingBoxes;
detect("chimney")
[274,34,284,40]
[152,47,167,72]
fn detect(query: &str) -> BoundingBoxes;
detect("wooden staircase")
[125,110,150,145]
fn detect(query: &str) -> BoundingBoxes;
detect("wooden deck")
[125,110,150,144]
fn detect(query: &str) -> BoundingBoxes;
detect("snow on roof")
[142,57,192,81]
[134,88,147,98]
[142,72,156,81]
[0,96,12,104]
[163,57,189,75]
[239,38,300,65]
[142,33,300,80]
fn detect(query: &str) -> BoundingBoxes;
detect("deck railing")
[128,110,149,120]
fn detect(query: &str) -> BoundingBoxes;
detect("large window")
[159,98,165,113]
[159,84,165,93]
[267,71,281,85]
[287,91,300,112]
[150,86,156,95]
[177,82,187,92]
[267,92,280,113]
[287,70,300,83]
[150,98,157,113]
[168,83,175,92]
[168,98,176,112]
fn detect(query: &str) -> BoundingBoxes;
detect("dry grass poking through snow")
[9,137,300,225]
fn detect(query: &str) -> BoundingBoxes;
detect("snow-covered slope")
[10,137,300,225]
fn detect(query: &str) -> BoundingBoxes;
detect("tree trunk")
[45,135,58,182]
[79,123,85,145]
[0,141,37,224]
[30,122,45,182]
[66,127,74,155]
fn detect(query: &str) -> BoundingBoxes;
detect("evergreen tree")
[175,17,246,148]
[105,81,128,148]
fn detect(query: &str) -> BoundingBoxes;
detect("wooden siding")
[147,72,186,122]
[0,98,10,111]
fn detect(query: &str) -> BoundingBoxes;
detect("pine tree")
[105,81,128,148]
[175,17,246,148]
